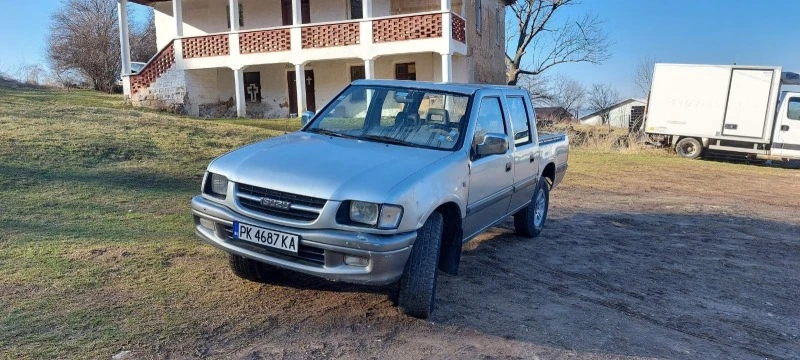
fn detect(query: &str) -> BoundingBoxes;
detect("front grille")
[236,183,326,221]
[223,226,325,266]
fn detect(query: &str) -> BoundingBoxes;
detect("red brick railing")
[182,34,230,58]
[301,22,360,49]
[373,13,443,43]
[452,14,466,43]
[239,28,291,54]
[130,41,175,95]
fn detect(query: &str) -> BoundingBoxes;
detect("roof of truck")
[350,79,522,95]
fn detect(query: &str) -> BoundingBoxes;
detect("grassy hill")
[0,87,301,358]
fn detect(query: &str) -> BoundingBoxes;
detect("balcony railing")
[175,11,466,62]
[240,28,292,54]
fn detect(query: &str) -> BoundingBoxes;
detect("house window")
[475,0,482,34]
[350,65,366,101]
[350,65,366,81]
[495,7,503,46]
[350,0,363,19]
[395,63,416,80]
[226,4,244,29]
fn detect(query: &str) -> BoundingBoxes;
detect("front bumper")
[191,196,415,285]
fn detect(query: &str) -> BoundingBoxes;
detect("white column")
[441,0,451,12]
[362,0,372,18]
[294,63,306,114]
[117,0,131,76]
[364,58,375,79]
[233,68,246,117]
[229,0,240,31]
[441,53,452,82]
[173,0,183,37]
[292,0,302,25]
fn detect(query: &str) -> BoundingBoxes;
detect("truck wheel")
[397,212,444,319]
[228,254,275,283]
[513,177,551,238]
[675,138,703,159]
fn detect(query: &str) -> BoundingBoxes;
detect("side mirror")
[476,133,509,156]
[301,111,315,126]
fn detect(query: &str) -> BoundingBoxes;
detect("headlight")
[208,173,228,197]
[349,201,404,229]
[350,201,379,226]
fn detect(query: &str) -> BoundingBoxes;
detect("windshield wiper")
[359,134,418,147]
[306,128,355,139]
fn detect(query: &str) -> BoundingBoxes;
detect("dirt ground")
[166,156,799,360]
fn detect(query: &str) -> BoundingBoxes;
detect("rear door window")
[506,96,533,145]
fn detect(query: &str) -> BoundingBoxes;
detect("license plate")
[233,221,299,253]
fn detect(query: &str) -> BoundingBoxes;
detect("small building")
[118,0,510,118]
[580,98,646,130]
[535,106,576,124]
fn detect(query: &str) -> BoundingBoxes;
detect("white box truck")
[645,63,800,162]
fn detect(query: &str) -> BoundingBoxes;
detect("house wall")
[581,101,646,128]
[178,53,442,117]
[465,0,506,84]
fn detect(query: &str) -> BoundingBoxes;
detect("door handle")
[781,125,790,131]
[529,153,535,163]
[724,124,738,130]
[505,162,512,172]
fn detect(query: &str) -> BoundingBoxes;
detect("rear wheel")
[513,177,551,238]
[228,254,276,283]
[397,212,444,319]
[675,137,703,159]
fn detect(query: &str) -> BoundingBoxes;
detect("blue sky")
[1,0,798,98]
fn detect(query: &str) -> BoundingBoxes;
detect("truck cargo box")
[646,64,783,143]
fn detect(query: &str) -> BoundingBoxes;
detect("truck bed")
[539,132,569,188]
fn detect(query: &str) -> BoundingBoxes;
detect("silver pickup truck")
[192,80,568,318]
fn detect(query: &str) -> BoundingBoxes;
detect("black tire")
[397,212,444,319]
[228,254,276,283]
[675,137,703,159]
[513,177,551,238]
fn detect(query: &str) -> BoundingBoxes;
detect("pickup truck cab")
[192,80,568,318]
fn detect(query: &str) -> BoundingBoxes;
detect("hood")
[208,132,451,201]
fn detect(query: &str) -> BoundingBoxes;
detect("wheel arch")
[434,201,463,276]
[542,162,556,185]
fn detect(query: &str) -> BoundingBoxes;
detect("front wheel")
[675,137,703,159]
[397,212,444,319]
[513,177,551,238]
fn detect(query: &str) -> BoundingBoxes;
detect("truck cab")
[771,93,800,159]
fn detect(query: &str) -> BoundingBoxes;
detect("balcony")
[171,11,466,70]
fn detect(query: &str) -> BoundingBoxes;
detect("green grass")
[0,87,793,359]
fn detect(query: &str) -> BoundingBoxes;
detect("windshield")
[305,85,470,150]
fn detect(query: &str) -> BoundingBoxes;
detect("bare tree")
[506,0,611,85]
[546,74,585,117]
[587,83,620,126]
[517,74,551,104]
[130,10,157,63]
[48,0,120,93]
[633,57,656,98]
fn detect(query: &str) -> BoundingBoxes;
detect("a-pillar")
[173,0,183,37]
[441,53,452,82]
[117,0,131,77]
[233,68,246,117]
[294,63,307,115]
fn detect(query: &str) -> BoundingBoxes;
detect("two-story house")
[119,0,509,118]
